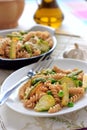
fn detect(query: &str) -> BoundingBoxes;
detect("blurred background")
[0,0,87,39]
[25,0,87,26]
[58,0,87,25]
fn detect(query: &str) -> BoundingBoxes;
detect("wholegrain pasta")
[48,83,61,103]
[0,30,53,59]
[24,93,45,109]
[69,93,84,103]
[53,65,72,74]
[18,65,87,114]
[69,87,84,95]
[48,104,62,113]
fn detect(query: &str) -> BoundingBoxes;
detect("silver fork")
[0,56,53,105]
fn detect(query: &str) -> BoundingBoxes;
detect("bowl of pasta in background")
[0,25,57,70]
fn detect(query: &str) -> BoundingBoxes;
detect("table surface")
[0,1,87,130]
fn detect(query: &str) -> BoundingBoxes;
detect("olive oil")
[34,0,64,28]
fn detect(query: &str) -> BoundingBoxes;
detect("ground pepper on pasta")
[0,30,53,59]
[18,65,87,113]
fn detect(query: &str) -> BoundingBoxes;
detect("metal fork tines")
[28,57,53,77]
[0,55,53,105]
[26,55,52,78]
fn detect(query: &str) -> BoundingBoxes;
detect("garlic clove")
[63,43,85,60]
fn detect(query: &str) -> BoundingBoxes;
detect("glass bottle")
[34,0,64,28]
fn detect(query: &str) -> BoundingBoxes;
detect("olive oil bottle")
[34,0,64,28]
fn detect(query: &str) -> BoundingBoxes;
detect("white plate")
[1,59,87,117]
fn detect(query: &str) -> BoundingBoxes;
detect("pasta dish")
[19,65,87,113]
[0,30,53,59]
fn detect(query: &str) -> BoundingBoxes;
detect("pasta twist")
[48,104,61,113]
[48,83,60,103]
[39,86,48,92]
[69,93,84,103]
[53,65,72,74]
[50,73,66,80]
[77,72,84,80]
[24,93,45,109]
[69,87,85,95]
[24,102,35,109]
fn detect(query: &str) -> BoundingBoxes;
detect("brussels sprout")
[34,94,55,112]
[60,76,76,88]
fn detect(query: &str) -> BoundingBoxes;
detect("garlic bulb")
[63,43,86,60]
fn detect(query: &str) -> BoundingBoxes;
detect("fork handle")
[0,76,29,106]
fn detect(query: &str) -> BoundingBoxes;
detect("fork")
[0,56,53,105]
